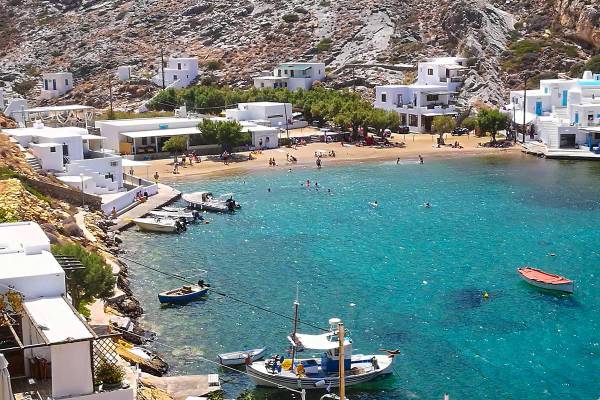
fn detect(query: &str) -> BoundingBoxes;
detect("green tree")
[162,136,188,156]
[197,119,250,151]
[51,244,115,314]
[461,116,478,133]
[477,109,510,143]
[431,115,456,145]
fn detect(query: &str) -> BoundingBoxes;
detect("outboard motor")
[226,198,235,212]
[192,210,202,221]
[175,219,186,232]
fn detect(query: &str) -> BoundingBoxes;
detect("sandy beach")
[127,133,519,182]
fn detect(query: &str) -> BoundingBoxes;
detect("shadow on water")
[519,282,581,308]
[445,287,492,310]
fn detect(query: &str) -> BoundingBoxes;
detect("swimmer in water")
[369,200,379,207]
[423,202,431,208]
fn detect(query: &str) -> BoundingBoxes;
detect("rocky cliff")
[0,0,597,109]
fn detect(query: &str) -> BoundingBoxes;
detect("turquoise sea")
[121,154,600,400]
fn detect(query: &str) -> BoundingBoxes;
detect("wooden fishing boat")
[158,285,208,304]
[218,348,267,366]
[517,267,574,293]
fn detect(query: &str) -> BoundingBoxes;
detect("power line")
[119,255,328,332]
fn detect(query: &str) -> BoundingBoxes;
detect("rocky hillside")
[0,0,598,109]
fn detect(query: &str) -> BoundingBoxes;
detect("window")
[426,94,439,102]
[261,82,264,88]
[290,70,295,78]
[513,97,519,104]
[173,75,178,81]
[65,79,69,86]
[544,87,548,94]
[50,147,56,153]
[141,137,148,145]
[277,69,281,77]
[44,80,49,90]
[318,69,321,74]
[427,68,434,76]
[595,133,600,140]
[126,137,133,144]
[409,114,418,127]
[283,82,288,87]
[397,94,403,105]
[588,113,594,121]
[150,137,156,144]
[381,93,387,102]
[284,69,288,75]
[177,63,182,70]
[110,161,118,167]
[52,79,57,90]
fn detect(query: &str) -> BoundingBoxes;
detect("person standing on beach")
[397,157,400,164]
[418,155,424,164]
[153,171,160,183]
[316,157,322,169]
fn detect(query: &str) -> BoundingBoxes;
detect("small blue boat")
[158,284,208,304]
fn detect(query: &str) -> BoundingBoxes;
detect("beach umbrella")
[0,353,14,400]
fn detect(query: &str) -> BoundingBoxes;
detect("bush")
[315,37,332,52]
[51,50,62,57]
[282,13,299,23]
[585,55,600,73]
[13,80,37,96]
[204,60,222,71]
[95,362,124,385]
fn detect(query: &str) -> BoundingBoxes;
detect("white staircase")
[552,107,570,125]
[25,156,42,172]
[536,117,559,149]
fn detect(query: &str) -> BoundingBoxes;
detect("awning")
[121,159,150,167]
[580,126,600,132]
[24,105,94,113]
[24,297,94,344]
[510,110,537,124]
[422,111,458,116]
[445,65,468,70]
[82,134,106,140]
[120,127,201,138]
[289,333,350,350]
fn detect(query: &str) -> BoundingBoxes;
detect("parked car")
[451,127,470,136]
[398,126,410,134]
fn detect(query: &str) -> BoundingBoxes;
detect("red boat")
[517,267,574,293]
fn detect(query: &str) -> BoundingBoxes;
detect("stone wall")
[24,178,102,211]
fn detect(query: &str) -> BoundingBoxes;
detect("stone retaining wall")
[24,178,102,210]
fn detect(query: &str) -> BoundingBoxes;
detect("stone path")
[111,183,181,231]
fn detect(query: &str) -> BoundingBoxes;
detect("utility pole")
[522,77,527,144]
[352,66,356,92]
[161,47,166,89]
[338,322,345,400]
[512,96,516,144]
[108,73,114,119]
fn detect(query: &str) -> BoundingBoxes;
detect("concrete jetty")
[140,373,220,400]
[111,183,181,231]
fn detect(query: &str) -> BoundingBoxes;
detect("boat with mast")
[245,293,394,390]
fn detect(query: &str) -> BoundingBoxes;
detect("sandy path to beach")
[128,134,518,182]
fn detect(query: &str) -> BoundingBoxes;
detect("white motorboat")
[246,317,394,390]
[149,209,202,223]
[182,192,240,213]
[133,217,186,233]
[161,206,188,213]
[218,348,266,366]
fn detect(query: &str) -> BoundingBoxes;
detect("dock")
[140,373,220,400]
[111,183,181,231]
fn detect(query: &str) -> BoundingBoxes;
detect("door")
[559,134,576,148]
[574,112,579,124]
[562,90,568,107]
[535,101,542,116]
[52,79,57,90]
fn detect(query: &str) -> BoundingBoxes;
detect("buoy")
[483,291,489,299]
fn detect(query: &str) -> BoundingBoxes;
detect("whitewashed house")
[254,62,326,91]
[4,122,124,195]
[0,221,135,400]
[41,72,73,99]
[117,66,133,81]
[225,102,293,128]
[506,70,600,157]
[153,57,198,89]
[374,57,468,133]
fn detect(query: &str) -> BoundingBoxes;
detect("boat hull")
[246,355,393,390]
[134,219,179,233]
[519,275,574,293]
[158,288,208,304]
[218,348,266,366]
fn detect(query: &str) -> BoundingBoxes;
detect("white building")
[153,57,198,89]
[41,72,73,99]
[254,62,326,91]
[225,102,293,128]
[506,71,600,156]
[4,122,124,195]
[374,57,468,133]
[0,221,135,400]
[117,66,133,81]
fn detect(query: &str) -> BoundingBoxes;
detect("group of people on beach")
[268,157,277,166]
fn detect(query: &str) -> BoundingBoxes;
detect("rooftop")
[24,105,94,113]
[24,297,94,343]
[96,117,204,127]
[0,251,64,279]
[3,126,87,138]
[0,221,50,255]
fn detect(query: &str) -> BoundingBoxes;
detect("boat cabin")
[290,318,352,374]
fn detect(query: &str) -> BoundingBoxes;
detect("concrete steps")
[26,157,42,172]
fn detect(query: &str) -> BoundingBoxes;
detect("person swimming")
[423,202,431,208]
[369,200,379,207]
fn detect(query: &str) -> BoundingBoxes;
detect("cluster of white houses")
[373,57,468,133]
[253,62,326,90]
[505,70,600,158]
[0,221,135,400]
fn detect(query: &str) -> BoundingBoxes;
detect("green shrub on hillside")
[315,37,332,52]
[282,13,299,23]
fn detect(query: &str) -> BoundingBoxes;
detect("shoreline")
[127,136,521,184]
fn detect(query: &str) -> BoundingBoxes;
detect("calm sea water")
[121,154,600,400]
